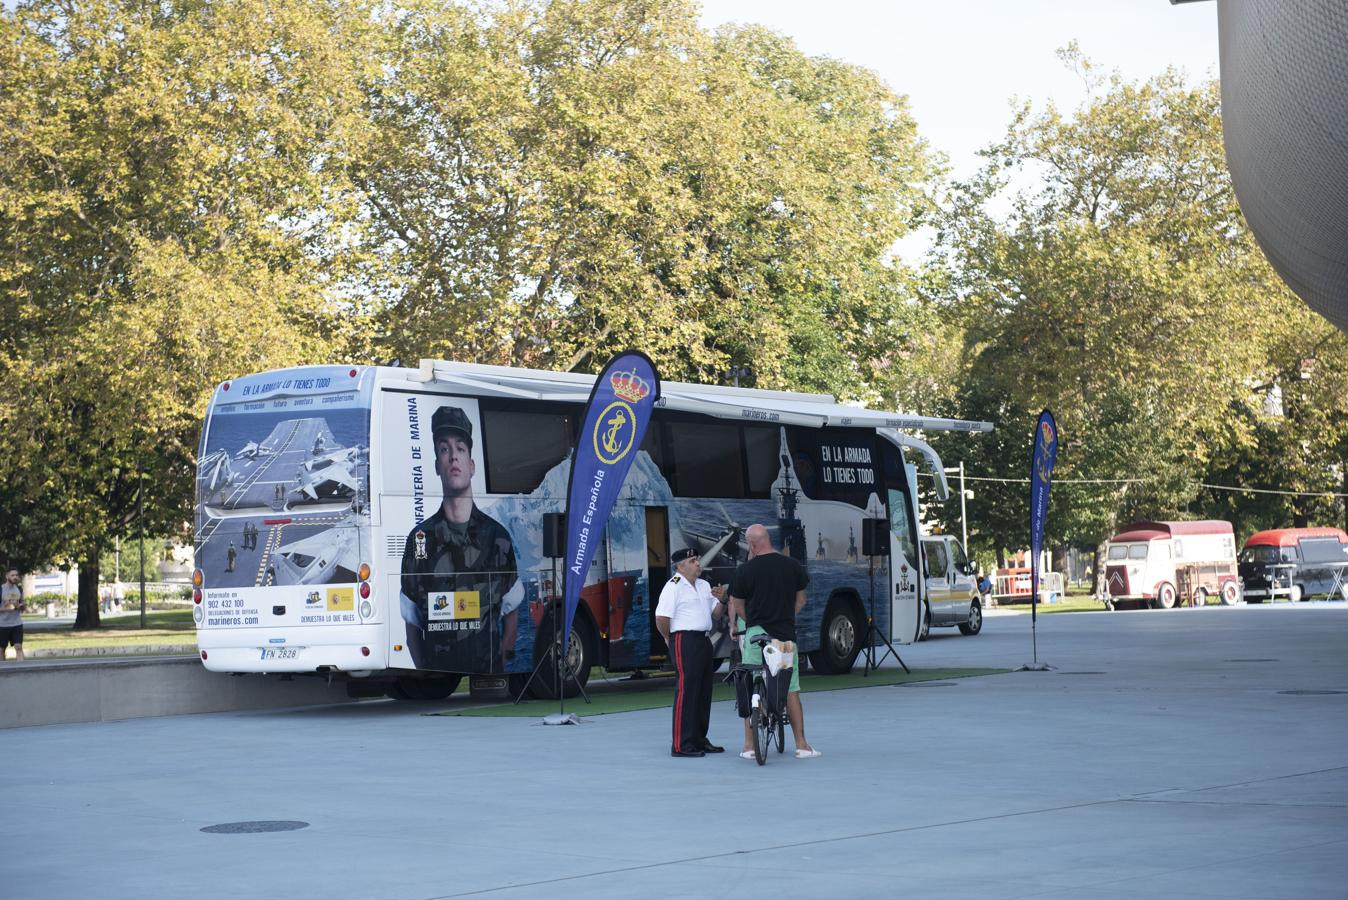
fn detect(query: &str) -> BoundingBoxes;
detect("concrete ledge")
[0,657,356,729]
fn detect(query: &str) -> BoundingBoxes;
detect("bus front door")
[887,466,922,644]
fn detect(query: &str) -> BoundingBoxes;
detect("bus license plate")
[259,646,304,661]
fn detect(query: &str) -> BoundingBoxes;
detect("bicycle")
[730,632,794,765]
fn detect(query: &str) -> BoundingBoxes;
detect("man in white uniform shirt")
[656,547,726,757]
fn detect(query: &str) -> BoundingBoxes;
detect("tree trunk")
[996,547,1006,568]
[74,552,101,630]
[1092,544,1105,598]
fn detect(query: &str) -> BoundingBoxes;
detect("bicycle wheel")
[751,675,768,765]
[776,714,785,754]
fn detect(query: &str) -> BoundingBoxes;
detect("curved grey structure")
[1218,1,1348,331]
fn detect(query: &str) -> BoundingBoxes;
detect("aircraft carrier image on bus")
[195,416,370,589]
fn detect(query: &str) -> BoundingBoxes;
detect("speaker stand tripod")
[861,552,909,676]
[515,556,590,713]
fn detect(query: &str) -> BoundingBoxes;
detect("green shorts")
[739,624,800,693]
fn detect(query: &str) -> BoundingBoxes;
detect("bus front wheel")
[808,599,863,674]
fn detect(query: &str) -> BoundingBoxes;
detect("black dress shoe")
[700,741,725,753]
[671,748,706,758]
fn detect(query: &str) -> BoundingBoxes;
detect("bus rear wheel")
[529,611,596,700]
[386,674,461,701]
[808,599,863,674]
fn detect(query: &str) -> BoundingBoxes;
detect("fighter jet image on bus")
[199,449,236,494]
[271,520,361,585]
[235,441,272,460]
[292,446,366,501]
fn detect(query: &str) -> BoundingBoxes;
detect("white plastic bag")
[762,640,795,676]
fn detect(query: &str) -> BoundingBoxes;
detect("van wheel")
[1191,587,1207,608]
[1155,582,1177,609]
[1221,581,1241,605]
[1289,584,1304,603]
[918,600,932,641]
[808,599,863,674]
[958,598,983,635]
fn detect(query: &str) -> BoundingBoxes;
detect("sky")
[698,0,1221,181]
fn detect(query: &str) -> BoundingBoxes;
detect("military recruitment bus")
[192,360,991,699]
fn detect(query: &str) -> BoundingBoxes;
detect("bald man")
[728,524,819,759]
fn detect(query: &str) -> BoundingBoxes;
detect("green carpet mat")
[431,667,1008,717]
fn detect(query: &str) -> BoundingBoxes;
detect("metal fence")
[991,571,1066,603]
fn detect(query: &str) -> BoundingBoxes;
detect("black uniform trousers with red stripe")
[671,630,714,753]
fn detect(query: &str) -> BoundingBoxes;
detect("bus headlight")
[360,599,374,619]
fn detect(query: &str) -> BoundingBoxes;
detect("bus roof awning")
[416,360,993,433]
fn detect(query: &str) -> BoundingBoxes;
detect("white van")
[1103,520,1240,610]
[919,534,981,637]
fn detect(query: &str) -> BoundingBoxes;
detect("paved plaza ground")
[3,602,1346,899]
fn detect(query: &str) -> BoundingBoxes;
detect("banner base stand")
[542,713,582,726]
[1016,662,1055,672]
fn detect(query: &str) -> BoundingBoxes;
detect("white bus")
[192,360,991,699]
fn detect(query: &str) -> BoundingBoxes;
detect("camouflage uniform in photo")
[400,506,520,674]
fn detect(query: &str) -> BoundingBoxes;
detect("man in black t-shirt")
[729,524,820,759]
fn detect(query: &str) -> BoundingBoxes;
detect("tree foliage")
[0,0,376,623]
[924,60,1348,557]
[356,0,936,394]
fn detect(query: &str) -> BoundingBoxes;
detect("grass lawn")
[22,609,197,652]
[996,595,1105,614]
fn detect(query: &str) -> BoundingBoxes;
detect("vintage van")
[1238,527,1348,602]
[1103,520,1240,609]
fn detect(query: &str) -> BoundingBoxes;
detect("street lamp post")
[943,462,971,552]
[138,472,146,628]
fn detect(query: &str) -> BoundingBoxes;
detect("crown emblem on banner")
[610,368,651,403]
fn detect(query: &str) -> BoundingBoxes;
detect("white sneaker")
[794,748,822,759]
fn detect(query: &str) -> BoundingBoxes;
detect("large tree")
[355,0,937,394]
[924,59,1337,559]
[0,0,375,625]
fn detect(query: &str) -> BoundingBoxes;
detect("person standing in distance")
[1,568,26,662]
[729,524,820,759]
[400,405,522,673]
[656,548,727,757]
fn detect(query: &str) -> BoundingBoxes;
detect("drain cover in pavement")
[1277,690,1347,696]
[201,821,310,834]
[1225,658,1279,662]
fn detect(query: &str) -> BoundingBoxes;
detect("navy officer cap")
[431,405,473,448]
[671,547,699,564]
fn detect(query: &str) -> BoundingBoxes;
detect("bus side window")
[667,420,746,498]
[481,408,576,494]
[743,425,778,498]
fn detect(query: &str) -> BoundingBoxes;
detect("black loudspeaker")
[542,512,566,558]
[861,518,888,557]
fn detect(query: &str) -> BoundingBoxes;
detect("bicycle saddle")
[749,633,772,647]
